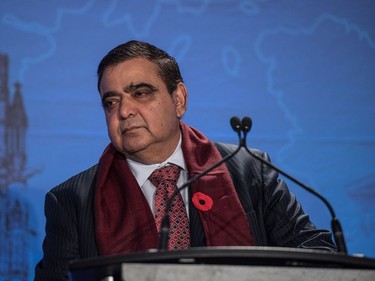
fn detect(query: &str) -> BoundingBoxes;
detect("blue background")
[1,0,374,280]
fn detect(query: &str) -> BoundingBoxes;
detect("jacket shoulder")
[214,142,266,174]
[48,164,98,204]
[214,142,265,199]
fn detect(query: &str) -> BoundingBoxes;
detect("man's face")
[99,58,187,164]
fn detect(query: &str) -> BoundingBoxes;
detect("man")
[34,40,336,280]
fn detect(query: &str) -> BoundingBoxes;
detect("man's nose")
[119,98,137,119]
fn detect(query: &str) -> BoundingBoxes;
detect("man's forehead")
[99,60,161,93]
[102,59,160,80]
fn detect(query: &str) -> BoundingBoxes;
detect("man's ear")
[174,82,188,118]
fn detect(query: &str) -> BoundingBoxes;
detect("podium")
[69,247,375,281]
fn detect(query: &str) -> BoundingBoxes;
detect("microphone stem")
[159,216,170,251]
[242,131,347,254]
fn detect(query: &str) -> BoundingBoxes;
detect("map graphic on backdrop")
[0,1,374,280]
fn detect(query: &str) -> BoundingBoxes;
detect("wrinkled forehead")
[98,58,164,95]
[98,57,163,93]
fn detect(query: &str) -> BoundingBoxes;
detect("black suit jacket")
[34,143,336,280]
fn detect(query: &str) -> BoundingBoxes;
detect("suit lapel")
[189,197,206,247]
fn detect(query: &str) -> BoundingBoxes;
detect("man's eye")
[133,90,150,98]
[103,99,119,110]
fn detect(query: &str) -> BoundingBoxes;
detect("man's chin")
[111,135,151,156]
[118,143,150,159]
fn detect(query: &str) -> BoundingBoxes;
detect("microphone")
[241,116,252,133]
[158,118,243,250]
[236,116,347,254]
[230,116,241,134]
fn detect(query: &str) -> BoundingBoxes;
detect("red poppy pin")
[192,192,213,211]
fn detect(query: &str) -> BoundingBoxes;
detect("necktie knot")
[149,164,181,187]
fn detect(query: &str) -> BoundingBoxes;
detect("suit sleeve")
[34,191,79,281]
[259,152,337,251]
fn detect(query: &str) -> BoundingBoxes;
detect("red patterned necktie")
[149,164,191,250]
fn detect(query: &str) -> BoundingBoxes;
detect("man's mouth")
[122,126,142,134]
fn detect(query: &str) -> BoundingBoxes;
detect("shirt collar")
[126,135,186,187]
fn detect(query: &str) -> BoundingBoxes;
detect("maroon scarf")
[95,122,254,256]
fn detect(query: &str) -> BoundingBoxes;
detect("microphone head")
[241,117,252,133]
[230,116,241,133]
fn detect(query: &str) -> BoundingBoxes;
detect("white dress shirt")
[126,136,189,217]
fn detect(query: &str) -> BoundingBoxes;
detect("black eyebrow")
[124,82,158,93]
[101,83,159,106]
